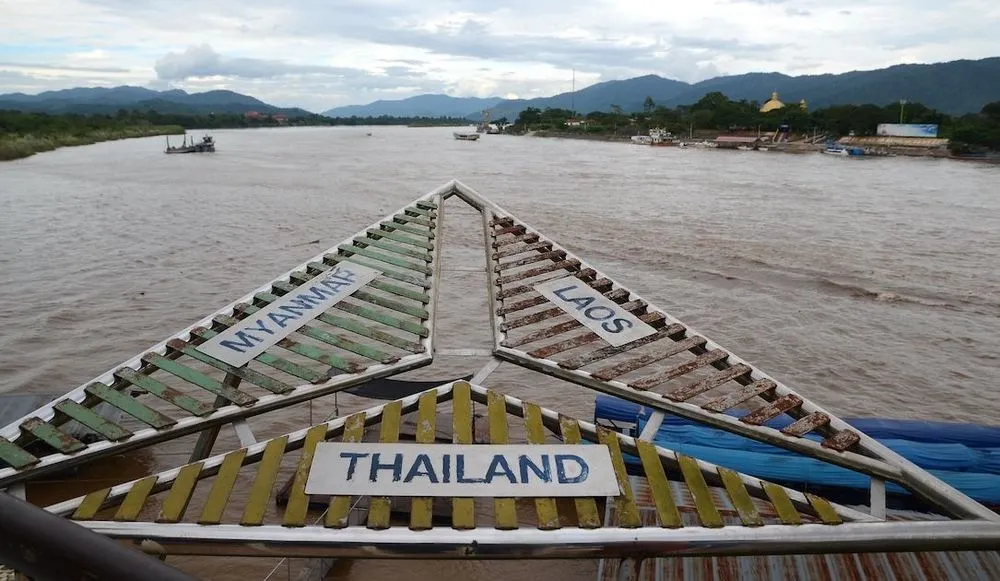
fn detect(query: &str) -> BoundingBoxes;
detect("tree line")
[513,92,1000,152]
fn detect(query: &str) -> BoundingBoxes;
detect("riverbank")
[0,125,185,162]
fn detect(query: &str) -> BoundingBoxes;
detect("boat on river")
[453,131,480,141]
[1,181,998,580]
[164,134,215,154]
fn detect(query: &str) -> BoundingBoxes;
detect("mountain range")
[325,57,1000,120]
[0,86,313,116]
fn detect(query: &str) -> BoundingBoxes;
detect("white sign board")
[876,123,939,138]
[534,277,656,347]
[196,262,380,366]
[305,443,621,497]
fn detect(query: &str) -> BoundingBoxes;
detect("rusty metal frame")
[0,184,450,489]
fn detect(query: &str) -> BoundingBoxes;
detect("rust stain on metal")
[667,363,753,402]
[740,394,804,426]
[629,349,728,390]
[782,412,831,437]
[592,336,708,382]
[702,379,778,413]
[823,429,862,452]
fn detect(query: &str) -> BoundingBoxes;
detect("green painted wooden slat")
[54,400,133,442]
[239,301,397,364]
[113,476,158,521]
[157,462,204,523]
[72,488,111,520]
[241,436,288,526]
[636,440,683,528]
[367,228,434,250]
[326,254,431,289]
[334,300,429,337]
[198,448,247,524]
[0,436,38,469]
[451,381,475,530]
[763,482,802,525]
[598,427,640,528]
[169,339,293,394]
[338,245,432,275]
[355,237,432,261]
[488,390,519,530]
[284,424,329,527]
[523,402,560,530]
[276,337,364,373]
[404,206,436,218]
[368,400,402,530]
[409,391,437,531]
[142,354,257,406]
[327,413,367,528]
[292,268,432,304]
[353,289,430,319]
[416,199,437,210]
[558,417,601,529]
[114,368,214,417]
[19,418,86,454]
[84,383,176,429]
[393,214,433,228]
[381,221,432,239]
[195,325,326,384]
[807,493,842,525]
[677,455,724,528]
[717,467,763,527]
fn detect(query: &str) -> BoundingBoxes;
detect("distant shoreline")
[0,125,185,162]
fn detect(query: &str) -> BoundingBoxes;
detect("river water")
[1,126,998,579]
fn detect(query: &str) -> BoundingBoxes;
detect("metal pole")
[0,492,197,581]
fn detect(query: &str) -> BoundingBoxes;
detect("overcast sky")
[1,0,998,112]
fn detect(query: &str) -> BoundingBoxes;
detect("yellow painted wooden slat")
[410,391,438,531]
[559,416,601,528]
[283,424,329,527]
[240,436,288,526]
[113,476,158,522]
[326,413,367,528]
[635,440,682,528]
[676,455,723,528]
[156,462,204,523]
[368,400,403,530]
[71,487,111,521]
[597,427,640,528]
[717,467,763,527]
[451,381,475,530]
[488,390,518,530]
[763,482,802,525]
[807,493,842,525]
[198,448,247,525]
[523,402,561,530]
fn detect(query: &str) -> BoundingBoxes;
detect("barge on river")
[1,181,999,581]
[165,134,215,154]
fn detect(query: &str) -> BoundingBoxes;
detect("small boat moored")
[453,131,481,141]
[165,134,215,154]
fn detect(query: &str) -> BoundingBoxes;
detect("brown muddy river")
[1,126,998,579]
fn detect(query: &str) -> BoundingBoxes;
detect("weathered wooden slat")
[676,455,723,528]
[326,413,367,528]
[490,216,514,228]
[415,199,437,210]
[666,363,753,402]
[167,339,294,394]
[356,236,432,262]
[495,269,598,301]
[496,274,607,316]
[393,213,434,229]
[381,220,433,239]
[54,400,133,442]
[339,245,432,275]
[194,325,327,383]
[717,467,763,527]
[493,224,525,236]
[353,289,430,319]
[527,312,667,359]
[367,400,403,530]
[325,254,432,289]
[240,436,288,526]
[503,301,648,349]
[560,324,687,371]
[762,482,802,525]
[598,427,639,528]
[84,383,177,429]
[452,382,476,530]
[142,354,257,407]
[492,232,539,250]
[289,268,431,304]
[488,390,519,530]
[807,493,843,524]
[113,475,158,522]
[114,368,214,417]
[0,436,38,470]
[334,300,429,338]
[198,448,247,525]
[523,402,561,530]
[500,306,566,332]
[701,379,777,413]
[156,462,204,523]
[19,418,86,454]
[740,394,803,426]
[495,250,565,272]
[628,349,729,391]
[496,259,579,286]
[591,336,708,381]
[782,412,831,437]
[410,391,438,531]
[367,279,432,304]
[498,294,549,315]
[283,424,329,527]
[368,228,434,251]
[493,240,551,259]
[71,487,111,520]
[275,336,365,374]
[404,205,436,218]
[559,416,601,528]
[823,429,861,452]
[636,440,682,528]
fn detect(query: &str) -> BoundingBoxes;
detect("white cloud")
[0,0,997,111]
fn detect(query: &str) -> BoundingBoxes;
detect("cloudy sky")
[1,0,998,112]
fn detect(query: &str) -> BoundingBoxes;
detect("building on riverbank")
[760,92,808,113]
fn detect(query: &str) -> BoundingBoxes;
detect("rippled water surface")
[1,126,998,579]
